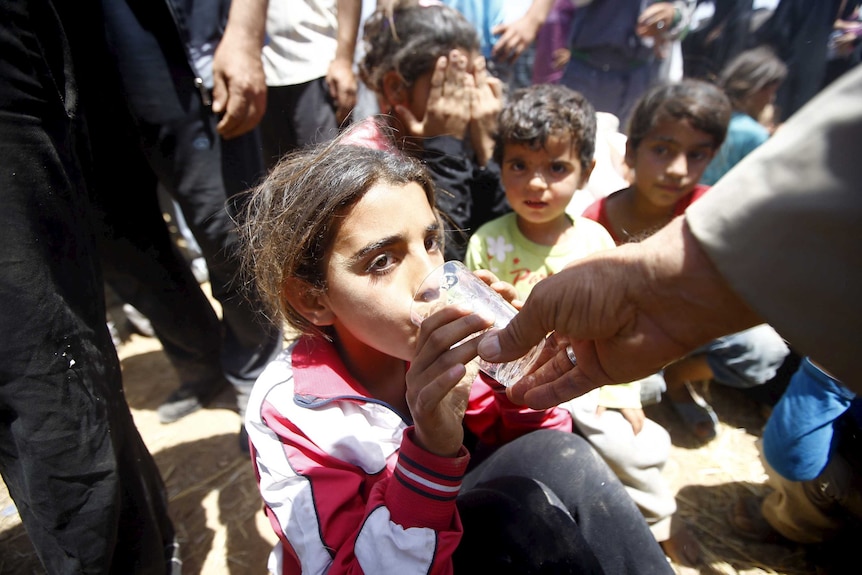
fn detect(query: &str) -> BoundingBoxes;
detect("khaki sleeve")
[685,65,862,388]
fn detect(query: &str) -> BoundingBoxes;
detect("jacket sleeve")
[464,373,573,447]
[252,397,468,575]
[685,65,862,389]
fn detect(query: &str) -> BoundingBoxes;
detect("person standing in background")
[93,0,283,451]
[560,1,695,129]
[260,0,362,171]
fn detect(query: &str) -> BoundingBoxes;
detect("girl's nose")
[667,153,688,176]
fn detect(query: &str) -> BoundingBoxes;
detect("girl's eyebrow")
[651,134,714,148]
[349,221,440,262]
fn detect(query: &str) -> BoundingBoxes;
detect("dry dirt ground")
[1,303,819,574]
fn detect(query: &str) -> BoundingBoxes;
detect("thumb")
[477,308,548,363]
[211,72,227,115]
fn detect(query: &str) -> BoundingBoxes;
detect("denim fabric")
[700,324,790,388]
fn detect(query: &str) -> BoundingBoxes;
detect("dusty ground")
[1,301,818,574]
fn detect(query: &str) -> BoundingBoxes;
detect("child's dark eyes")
[506,160,526,172]
[366,253,396,274]
[425,231,443,253]
[550,162,570,175]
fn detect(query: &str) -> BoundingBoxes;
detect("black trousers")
[93,0,283,404]
[455,430,674,574]
[0,0,175,572]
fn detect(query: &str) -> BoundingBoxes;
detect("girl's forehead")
[336,181,433,238]
[644,118,715,147]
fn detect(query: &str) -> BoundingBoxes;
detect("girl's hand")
[471,268,522,309]
[397,51,472,140]
[407,306,494,457]
[468,56,504,166]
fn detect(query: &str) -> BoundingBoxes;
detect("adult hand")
[491,15,540,64]
[397,50,472,140]
[477,217,762,409]
[211,0,267,139]
[635,2,676,39]
[326,57,358,125]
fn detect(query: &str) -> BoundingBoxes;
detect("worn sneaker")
[157,382,226,424]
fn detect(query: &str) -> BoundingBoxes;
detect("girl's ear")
[382,70,407,107]
[282,278,335,327]
[624,139,637,169]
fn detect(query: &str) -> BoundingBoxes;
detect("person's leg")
[462,430,673,573]
[89,82,228,424]
[662,353,719,441]
[760,434,862,543]
[260,78,340,172]
[455,475,603,574]
[142,98,283,421]
[0,1,175,571]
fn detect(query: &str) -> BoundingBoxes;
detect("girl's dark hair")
[718,46,787,111]
[359,0,480,94]
[238,129,439,336]
[493,83,597,170]
[626,79,732,151]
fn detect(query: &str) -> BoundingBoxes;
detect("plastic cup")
[410,261,553,388]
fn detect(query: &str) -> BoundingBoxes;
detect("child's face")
[316,181,445,363]
[500,134,592,227]
[626,118,716,209]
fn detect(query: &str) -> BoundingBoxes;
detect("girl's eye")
[366,253,397,274]
[688,151,709,162]
[425,231,443,253]
[651,144,669,156]
[550,162,569,175]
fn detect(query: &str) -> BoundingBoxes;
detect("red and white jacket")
[245,336,572,575]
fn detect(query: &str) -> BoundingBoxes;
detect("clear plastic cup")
[410,261,553,387]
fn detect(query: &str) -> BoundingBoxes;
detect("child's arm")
[465,373,573,446]
[407,305,495,456]
[249,362,469,574]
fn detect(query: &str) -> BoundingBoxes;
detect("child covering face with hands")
[237,131,673,574]
[352,0,512,261]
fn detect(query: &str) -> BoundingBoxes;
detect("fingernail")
[478,333,501,359]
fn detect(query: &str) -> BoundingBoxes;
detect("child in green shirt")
[466,83,700,566]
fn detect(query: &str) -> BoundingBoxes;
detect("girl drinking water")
[237,131,673,574]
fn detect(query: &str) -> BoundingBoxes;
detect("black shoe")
[157,382,226,424]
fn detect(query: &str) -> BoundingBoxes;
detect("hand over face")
[399,50,473,140]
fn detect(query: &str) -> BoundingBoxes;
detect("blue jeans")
[700,325,790,389]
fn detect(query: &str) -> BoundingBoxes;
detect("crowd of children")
[226,1,862,573]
